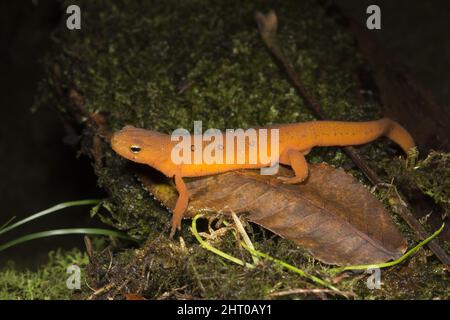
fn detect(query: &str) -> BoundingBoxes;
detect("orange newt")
[111,118,415,238]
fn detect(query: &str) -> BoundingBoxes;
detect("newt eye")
[130,145,141,154]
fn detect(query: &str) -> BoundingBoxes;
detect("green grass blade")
[330,223,446,274]
[191,214,345,296]
[239,242,341,293]
[0,216,16,231]
[0,228,137,252]
[0,200,101,236]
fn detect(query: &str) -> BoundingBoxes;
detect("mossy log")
[35,0,449,299]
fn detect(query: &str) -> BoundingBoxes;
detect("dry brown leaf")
[135,164,407,266]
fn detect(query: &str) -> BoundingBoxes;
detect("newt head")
[110,125,172,170]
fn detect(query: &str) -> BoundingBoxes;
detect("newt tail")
[294,118,415,153]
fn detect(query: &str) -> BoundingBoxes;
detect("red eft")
[111,118,415,238]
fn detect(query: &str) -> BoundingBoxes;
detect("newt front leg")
[170,174,189,238]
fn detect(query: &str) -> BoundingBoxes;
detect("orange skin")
[111,118,415,238]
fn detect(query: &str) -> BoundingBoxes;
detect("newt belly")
[111,118,415,238]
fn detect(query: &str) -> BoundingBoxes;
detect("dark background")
[0,1,103,268]
[0,0,448,268]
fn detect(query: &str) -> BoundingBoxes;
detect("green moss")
[385,151,450,214]
[85,219,449,300]
[86,224,337,300]
[0,249,88,300]
[347,255,449,300]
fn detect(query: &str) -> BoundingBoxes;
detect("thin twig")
[87,283,116,300]
[255,10,450,268]
[270,288,354,298]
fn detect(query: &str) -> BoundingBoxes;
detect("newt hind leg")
[278,149,309,184]
[169,175,189,239]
